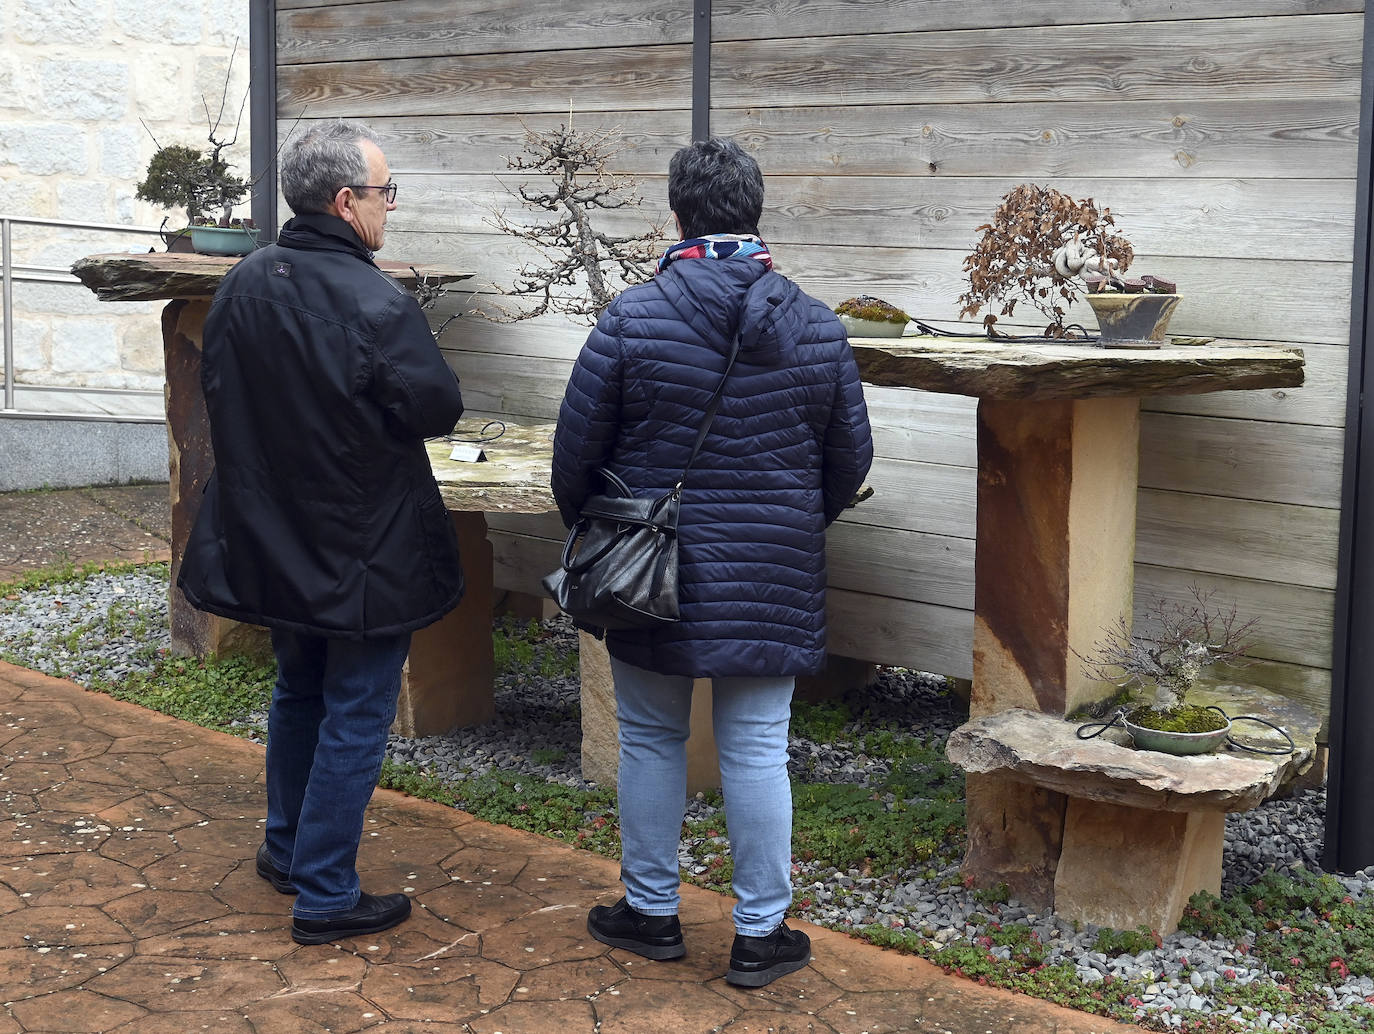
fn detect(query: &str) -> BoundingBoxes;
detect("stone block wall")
[0,1,250,401]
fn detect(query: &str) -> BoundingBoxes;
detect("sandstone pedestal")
[946,704,1320,932]
[578,632,720,793]
[394,511,496,736]
[845,332,1307,932]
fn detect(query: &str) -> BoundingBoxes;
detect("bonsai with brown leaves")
[1077,586,1256,733]
[483,122,664,325]
[958,184,1173,338]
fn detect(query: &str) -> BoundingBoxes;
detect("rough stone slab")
[428,418,557,515]
[1053,800,1224,934]
[850,335,1304,400]
[71,251,474,302]
[946,702,1317,813]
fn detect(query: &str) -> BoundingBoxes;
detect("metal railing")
[2,214,167,420]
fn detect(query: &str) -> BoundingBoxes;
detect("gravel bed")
[4,568,1373,1031]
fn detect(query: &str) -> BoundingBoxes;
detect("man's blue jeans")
[610,656,795,936]
[264,628,411,918]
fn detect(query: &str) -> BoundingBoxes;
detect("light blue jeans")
[610,656,795,936]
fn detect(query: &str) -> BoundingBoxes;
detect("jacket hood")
[656,258,808,365]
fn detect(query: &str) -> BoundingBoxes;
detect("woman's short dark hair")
[668,138,764,240]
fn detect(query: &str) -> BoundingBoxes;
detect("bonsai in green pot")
[1077,587,1256,754]
[134,50,256,255]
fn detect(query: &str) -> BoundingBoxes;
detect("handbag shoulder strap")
[676,332,742,489]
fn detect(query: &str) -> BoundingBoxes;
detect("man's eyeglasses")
[346,182,397,203]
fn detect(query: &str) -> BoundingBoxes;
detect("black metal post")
[249,0,279,241]
[692,0,711,142]
[1325,9,1374,873]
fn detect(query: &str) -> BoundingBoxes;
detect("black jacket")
[178,213,465,638]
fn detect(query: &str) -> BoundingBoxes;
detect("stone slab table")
[847,334,1306,925]
[946,687,1321,933]
[71,251,482,735]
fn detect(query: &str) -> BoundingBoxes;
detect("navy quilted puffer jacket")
[550,256,873,677]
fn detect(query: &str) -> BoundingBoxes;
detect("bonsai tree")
[135,42,252,232]
[1077,586,1256,733]
[958,184,1173,338]
[482,120,664,325]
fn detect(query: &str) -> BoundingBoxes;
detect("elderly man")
[178,119,464,944]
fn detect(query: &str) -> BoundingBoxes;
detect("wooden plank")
[486,527,979,678]
[1145,341,1345,429]
[773,246,1355,346]
[296,112,692,176]
[712,1,1363,41]
[1134,564,1333,671]
[278,0,691,64]
[827,523,974,608]
[763,177,1355,261]
[710,18,1363,107]
[277,46,693,119]
[827,589,974,678]
[389,231,1354,346]
[387,173,1354,262]
[712,99,1361,179]
[1139,411,1345,508]
[1137,489,1340,590]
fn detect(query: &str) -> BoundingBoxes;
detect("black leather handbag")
[543,334,740,634]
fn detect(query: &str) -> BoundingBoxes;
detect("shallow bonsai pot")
[1123,707,1230,755]
[837,313,907,338]
[191,225,259,256]
[1085,293,1181,348]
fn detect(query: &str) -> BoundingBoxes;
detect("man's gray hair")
[280,119,383,216]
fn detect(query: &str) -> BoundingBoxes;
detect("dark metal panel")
[250,0,279,241]
[693,0,711,141]
[1326,8,1374,873]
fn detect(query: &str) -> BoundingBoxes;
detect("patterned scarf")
[656,233,773,274]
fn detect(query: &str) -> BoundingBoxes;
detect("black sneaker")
[255,842,295,895]
[291,892,412,945]
[587,896,686,960]
[726,921,812,987]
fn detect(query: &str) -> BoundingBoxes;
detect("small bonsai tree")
[1077,586,1256,732]
[135,42,251,232]
[482,120,664,325]
[958,184,1173,338]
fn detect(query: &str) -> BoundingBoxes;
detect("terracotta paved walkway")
[0,485,1132,1032]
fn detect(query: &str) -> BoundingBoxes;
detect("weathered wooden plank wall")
[275,0,1365,713]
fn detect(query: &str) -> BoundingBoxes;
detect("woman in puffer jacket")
[551,137,873,987]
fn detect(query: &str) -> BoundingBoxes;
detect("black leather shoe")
[291,892,412,945]
[255,842,295,895]
[587,896,686,960]
[726,921,812,987]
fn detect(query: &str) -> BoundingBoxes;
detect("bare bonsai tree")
[483,121,664,325]
[1078,586,1256,715]
[958,184,1135,337]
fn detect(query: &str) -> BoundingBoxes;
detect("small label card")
[448,444,488,463]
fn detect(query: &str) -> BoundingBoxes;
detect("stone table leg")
[1053,797,1224,934]
[395,510,497,736]
[578,633,720,793]
[963,396,1141,903]
[163,298,266,660]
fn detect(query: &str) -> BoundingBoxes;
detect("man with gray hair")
[179,119,465,944]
